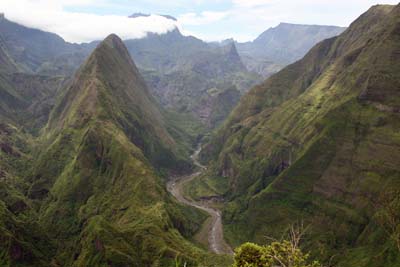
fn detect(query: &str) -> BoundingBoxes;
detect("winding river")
[167,145,233,255]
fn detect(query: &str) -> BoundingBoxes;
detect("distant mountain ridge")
[0,14,345,128]
[236,22,346,76]
[122,28,260,127]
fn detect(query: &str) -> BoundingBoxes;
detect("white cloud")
[179,0,399,42]
[0,0,179,43]
[0,0,399,43]
[178,11,228,26]
[232,0,275,8]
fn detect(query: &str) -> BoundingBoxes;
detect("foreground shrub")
[233,241,321,267]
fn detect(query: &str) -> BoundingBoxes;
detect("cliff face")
[203,4,400,266]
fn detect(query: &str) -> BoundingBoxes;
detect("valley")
[167,145,233,255]
[0,2,399,267]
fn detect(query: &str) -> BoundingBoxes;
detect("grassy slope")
[19,34,231,266]
[0,24,232,265]
[202,4,400,266]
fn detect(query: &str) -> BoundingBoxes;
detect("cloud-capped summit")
[129,13,177,21]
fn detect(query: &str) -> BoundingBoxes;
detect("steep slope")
[0,37,24,122]
[140,41,260,126]
[0,36,65,131]
[237,23,345,76]
[0,40,54,266]
[0,14,94,75]
[192,86,241,129]
[46,34,188,170]
[202,4,400,266]
[23,34,227,266]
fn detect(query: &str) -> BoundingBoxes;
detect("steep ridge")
[202,4,400,266]
[46,34,187,170]
[8,34,229,266]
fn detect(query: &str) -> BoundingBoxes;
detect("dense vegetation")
[201,4,400,267]
[0,3,399,266]
[0,33,231,266]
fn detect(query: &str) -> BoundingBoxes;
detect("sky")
[0,0,398,43]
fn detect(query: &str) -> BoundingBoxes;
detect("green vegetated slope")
[0,39,55,266]
[140,41,261,128]
[202,4,400,266]
[0,35,66,132]
[0,34,232,266]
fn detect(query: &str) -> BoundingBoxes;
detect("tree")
[233,223,322,267]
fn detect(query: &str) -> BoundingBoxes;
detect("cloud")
[0,0,179,43]
[178,0,400,42]
[1,0,399,43]
[178,11,228,26]
[232,0,275,8]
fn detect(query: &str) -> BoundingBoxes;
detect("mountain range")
[0,3,399,267]
[0,13,344,128]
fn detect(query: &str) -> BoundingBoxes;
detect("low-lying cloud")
[0,0,179,43]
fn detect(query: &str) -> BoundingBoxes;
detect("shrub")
[233,241,322,267]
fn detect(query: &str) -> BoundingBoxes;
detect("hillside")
[0,36,65,131]
[202,4,400,266]
[0,34,232,266]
